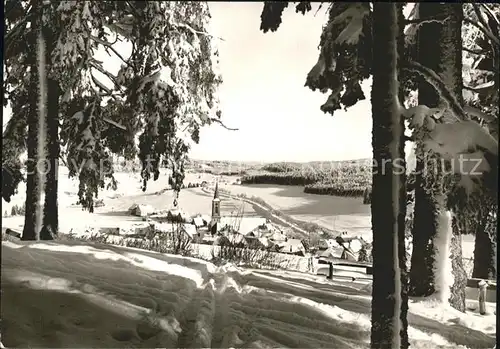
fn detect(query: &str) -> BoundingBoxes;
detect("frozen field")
[1,239,496,348]
[220,183,476,258]
[225,184,371,236]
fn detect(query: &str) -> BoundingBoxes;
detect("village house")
[278,238,306,256]
[155,222,204,244]
[193,216,205,229]
[128,203,155,217]
[167,208,192,224]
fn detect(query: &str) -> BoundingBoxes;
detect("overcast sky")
[191,2,373,162]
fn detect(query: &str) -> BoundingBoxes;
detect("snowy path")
[1,239,495,348]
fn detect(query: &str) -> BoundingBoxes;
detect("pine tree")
[370,4,408,347]
[4,1,224,238]
[259,2,408,346]
[40,8,60,240]
[405,4,499,296]
[462,3,499,281]
[406,3,468,311]
[20,1,43,241]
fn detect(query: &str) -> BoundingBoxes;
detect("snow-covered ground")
[1,239,495,348]
[217,183,477,258]
[1,167,476,259]
[1,168,495,348]
[224,184,372,235]
[1,168,255,234]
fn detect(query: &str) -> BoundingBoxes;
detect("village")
[123,180,373,275]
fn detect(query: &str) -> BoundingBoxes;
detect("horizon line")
[188,157,373,164]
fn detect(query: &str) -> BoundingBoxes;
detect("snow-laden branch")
[208,118,238,131]
[89,60,121,90]
[407,62,497,123]
[404,61,466,121]
[464,105,497,122]
[462,46,487,55]
[404,15,450,26]
[172,21,225,41]
[463,80,495,93]
[4,15,31,61]
[102,117,126,130]
[472,4,499,47]
[480,4,500,27]
[90,35,133,68]
[464,18,500,48]
[91,74,112,95]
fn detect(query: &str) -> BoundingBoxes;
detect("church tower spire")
[213,180,219,200]
[210,178,221,234]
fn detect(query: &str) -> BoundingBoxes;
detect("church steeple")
[213,180,219,200]
[211,178,221,233]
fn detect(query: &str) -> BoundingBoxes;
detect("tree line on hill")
[241,161,372,199]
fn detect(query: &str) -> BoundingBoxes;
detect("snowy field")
[1,168,256,235]
[1,239,496,348]
[1,167,495,348]
[2,167,477,259]
[223,184,371,237]
[214,183,477,259]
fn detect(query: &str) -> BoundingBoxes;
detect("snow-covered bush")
[210,243,276,268]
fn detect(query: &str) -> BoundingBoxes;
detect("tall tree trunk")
[370,4,408,349]
[22,4,43,241]
[472,202,497,280]
[409,3,467,311]
[409,159,435,296]
[22,74,41,240]
[40,24,59,240]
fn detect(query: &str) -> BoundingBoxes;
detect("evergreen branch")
[480,4,500,27]
[89,61,121,90]
[172,22,225,41]
[473,4,496,40]
[90,35,134,68]
[462,84,480,93]
[464,105,497,122]
[208,118,238,131]
[462,46,487,55]
[90,73,112,95]
[464,18,500,48]
[404,60,467,121]
[4,15,32,61]
[463,81,495,92]
[404,16,450,25]
[103,117,127,130]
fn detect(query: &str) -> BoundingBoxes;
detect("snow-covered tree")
[403,3,468,311]
[259,0,497,343]
[406,4,498,295]
[460,3,498,280]
[259,2,409,347]
[3,1,224,239]
[369,5,409,348]
[3,0,46,240]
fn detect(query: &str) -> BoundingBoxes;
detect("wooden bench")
[466,278,497,290]
[333,261,373,275]
[466,278,496,303]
